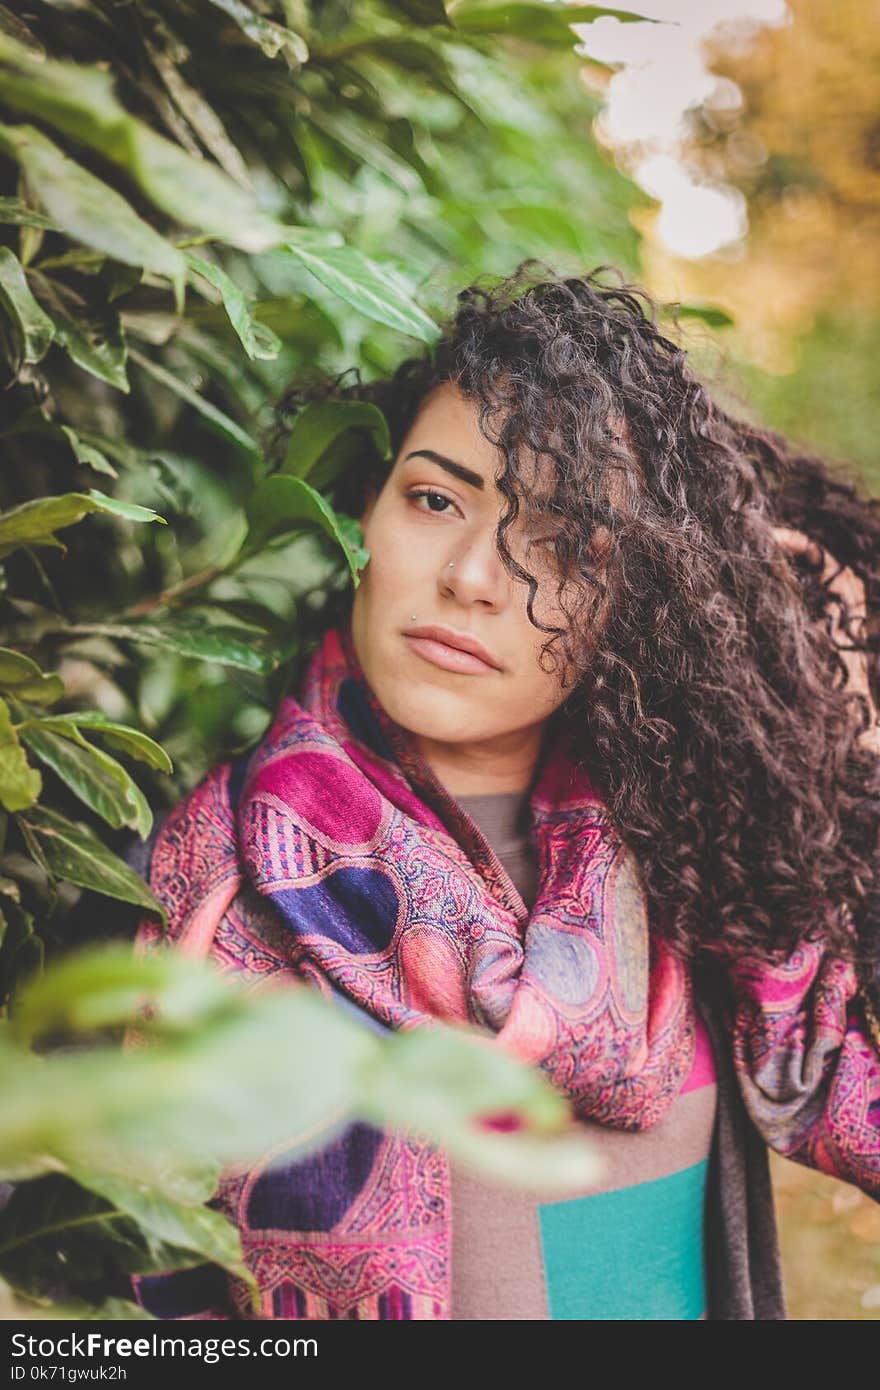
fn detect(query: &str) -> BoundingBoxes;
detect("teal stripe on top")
[537,1158,709,1320]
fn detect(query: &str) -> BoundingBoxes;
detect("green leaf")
[281,399,391,489]
[0,408,117,478]
[174,323,266,415]
[18,725,153,836]
[143,25,251,190]
[0,1174,236,1300]
[0,6,43,54]
[14,805,167,921]
[381,0,453,25]
[674,302,735,329]
[0,875,20,904]
[27,271,129,392]
[9,944,233,1043]
[29,712,172,775]
[205,0,308,65]
[242,475,371,583]
[449,2,656,43]
[0,960,375,1179]
[305,105,425,196]
[84,488,168,526]
[0,649,64,706]
[0,490,165,562]
[0,35,290,253]
[2,941,603,1197]
[0,196,54,230]
[103,262,143,304]
[186,252,282,361]
[0,124,186,287]
[0,697,40,813]
[74,1297,157,1321]
[0,842,53,908]
[274,227,346,251]
[129,348,260,457]
[316,31,454,80]
[357,1021,604,1189]
[59,427,117,478]
[13,983,355,1231]
[282,242,440,343]
[87,621,293,675]
[0,246,53,366]
[66,1166,255,1291]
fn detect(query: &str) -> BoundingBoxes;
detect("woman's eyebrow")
[403,449,485,490]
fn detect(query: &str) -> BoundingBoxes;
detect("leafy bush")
[0,0,644,1316]
[0,1,646,983]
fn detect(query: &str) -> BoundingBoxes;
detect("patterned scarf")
[132,616,880,1320]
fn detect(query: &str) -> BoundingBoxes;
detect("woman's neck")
[411,718,553,798]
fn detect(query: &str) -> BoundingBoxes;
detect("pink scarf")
[132,618,880,1318]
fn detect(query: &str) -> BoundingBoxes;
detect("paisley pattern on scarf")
[129,617,880,1320]
[729,940,880,1194]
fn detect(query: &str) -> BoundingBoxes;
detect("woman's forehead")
[403,380,638,508]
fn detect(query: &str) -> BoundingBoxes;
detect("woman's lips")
[403,633,499,675]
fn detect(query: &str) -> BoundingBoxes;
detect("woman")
[126,264,880,1321]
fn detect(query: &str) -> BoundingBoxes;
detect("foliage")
[0,0,645,987]
[0,0,645,1317]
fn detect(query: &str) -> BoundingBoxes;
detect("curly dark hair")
[270,259,880,999]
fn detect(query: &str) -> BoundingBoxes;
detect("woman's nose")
[438,538,507,608]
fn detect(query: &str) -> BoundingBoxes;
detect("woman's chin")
[379,688,489,745]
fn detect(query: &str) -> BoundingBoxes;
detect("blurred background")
[0,0,876,1318]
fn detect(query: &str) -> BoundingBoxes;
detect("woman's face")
[350,381,582,785]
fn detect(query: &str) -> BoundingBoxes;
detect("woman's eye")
[407,488,456,515]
